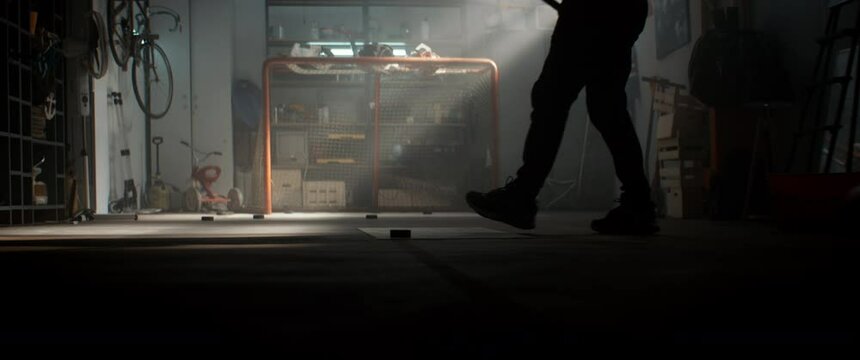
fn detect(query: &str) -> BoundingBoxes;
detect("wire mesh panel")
[251,57,498,213]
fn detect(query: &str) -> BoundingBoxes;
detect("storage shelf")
[267,0,466,8]
[379,123,466,128]
[308,163,367,167]
[8,171,64,179]
[1,132,64,146]
[30,138,65,147]
[263,0,491,213]
[9,97,33,106]
[9,59,32,71]
[272,163,369,171]
[2,0,67,227]
[271,80,367,88]
[0,205,66,211]
[274,123,370,128]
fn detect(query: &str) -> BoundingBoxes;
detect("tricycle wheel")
[228,188,244,212]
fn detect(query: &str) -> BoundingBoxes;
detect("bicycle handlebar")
[180,139,223,162]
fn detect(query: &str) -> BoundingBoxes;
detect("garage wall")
[232,0,266,89]
[189,0,234,196]
[149,0,192,194]
[92,0,148,213]
[91,0,235,212]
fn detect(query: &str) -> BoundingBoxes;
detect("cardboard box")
[665,187,706,219]
[273,169,302,210]
[303,181,346,209]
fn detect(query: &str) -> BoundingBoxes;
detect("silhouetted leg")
[585,48,650,202]
[515,42,587,199]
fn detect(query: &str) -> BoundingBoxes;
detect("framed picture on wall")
[654,0,691,60]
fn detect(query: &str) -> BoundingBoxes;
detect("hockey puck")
[390,229,411,239]
[366,214,378,219]
[202,216,215,221]
[253,214,265,220]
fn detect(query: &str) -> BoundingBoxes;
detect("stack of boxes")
[656,96,710,218]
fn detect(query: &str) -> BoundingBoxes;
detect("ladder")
[787,0,860,173]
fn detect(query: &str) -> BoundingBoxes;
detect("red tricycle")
[180,140,243,213]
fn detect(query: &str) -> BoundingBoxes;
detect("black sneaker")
[591,194,660,235]
[466,178,538,230]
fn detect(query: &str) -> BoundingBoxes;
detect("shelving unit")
[249,57,498,213]
[265,0,467,58]
[1,0,67,226]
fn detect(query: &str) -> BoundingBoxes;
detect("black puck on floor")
[422,211,433,215]
[253,214,265,220]
[366,214,378,219]
[390,229,412,239]
[202,216,215,221]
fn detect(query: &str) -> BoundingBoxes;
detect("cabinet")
[1,0,67,226]
[255,1,484,213]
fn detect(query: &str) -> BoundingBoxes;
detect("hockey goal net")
[242,57,499,214]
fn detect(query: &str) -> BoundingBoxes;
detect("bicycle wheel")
[107,0,132,69]
[86,11,109,79]
[132,42,174,119]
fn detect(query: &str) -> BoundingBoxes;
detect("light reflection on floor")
[0,212,482,241]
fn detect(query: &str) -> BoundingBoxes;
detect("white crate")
[303,181,346,209]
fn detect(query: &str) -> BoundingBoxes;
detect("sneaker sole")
[466,195,535,230]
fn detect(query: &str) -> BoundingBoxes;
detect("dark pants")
[516,1,650,201]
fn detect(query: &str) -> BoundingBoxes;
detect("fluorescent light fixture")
[330,48,355,57]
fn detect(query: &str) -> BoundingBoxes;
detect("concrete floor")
[0,212,857,347]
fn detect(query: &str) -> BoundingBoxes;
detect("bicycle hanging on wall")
[107,0,180,119]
